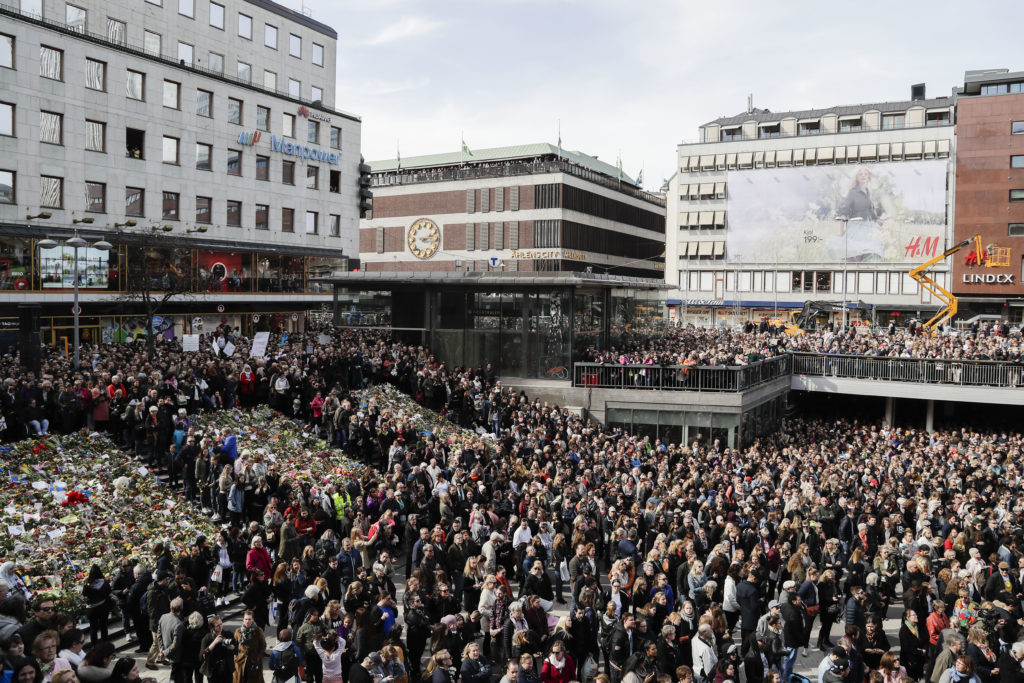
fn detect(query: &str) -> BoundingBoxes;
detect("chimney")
[747,93,753,114]
[910,83,926,101]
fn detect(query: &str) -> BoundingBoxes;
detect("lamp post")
[37,233,112,368]
[835,216,863,330]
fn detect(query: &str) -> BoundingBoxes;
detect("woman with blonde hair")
[424,650,454,683]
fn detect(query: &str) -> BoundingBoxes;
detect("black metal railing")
[572,354,792,392]
[790,352,1024,388]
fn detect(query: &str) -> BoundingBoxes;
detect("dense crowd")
[581,320,1024,367]
[2,326,1024,683]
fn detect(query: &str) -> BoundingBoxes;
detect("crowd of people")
[581,319,1024,367]
[1,325,1024,683]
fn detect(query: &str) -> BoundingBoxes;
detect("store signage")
[298,106,332,124]
[962,273,1015,284]
[269,135,339,165]
[238,131,262,146]
[509,249,587,260]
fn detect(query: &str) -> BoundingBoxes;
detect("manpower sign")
[237,131,340,165]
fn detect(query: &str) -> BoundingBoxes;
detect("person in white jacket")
[723,565,741,632]
[692,624,718,683]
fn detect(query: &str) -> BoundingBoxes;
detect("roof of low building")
[370,142,636,184]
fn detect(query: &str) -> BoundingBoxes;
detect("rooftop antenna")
[301,0,311,16]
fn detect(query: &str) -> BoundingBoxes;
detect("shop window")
[0,238,30,290]
[40,244,110,289]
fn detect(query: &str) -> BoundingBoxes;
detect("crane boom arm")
[908,236,978,330]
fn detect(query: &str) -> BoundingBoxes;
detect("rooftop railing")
[572,354,791,392]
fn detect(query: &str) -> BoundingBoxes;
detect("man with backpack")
[269,627,303,683]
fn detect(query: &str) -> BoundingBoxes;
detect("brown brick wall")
[518,220,534,248]
[953,93,1024,296]
[365,260,461,272]
[444,223,465,250]
[373,190,466,219]
[359,228,375,253]
[383,226,405,252]
[519,184,534,210]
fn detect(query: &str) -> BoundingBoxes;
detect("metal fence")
[572,354,792,392]
[791,353,1024,388]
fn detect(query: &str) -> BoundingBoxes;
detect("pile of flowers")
[0,433,219,615]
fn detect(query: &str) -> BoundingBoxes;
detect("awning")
[793,149,805,163]
[804,148,817,162]
[891,142,904,156]
[713,241,725,256]
[688,211,699,225]
[688,156,700,170]
[698,241,713,256]
[834,145,845,159]
[860,144,877,159]
[714,153,725,167]
[738,152,753,167]
[726,153,737,166]
[679,212,691,227]
[714,182,725,196]
[764,150,776,165]
[753,151,764,165]
[878,143,890,158]
[698,182,714,196]
[817,147,834,161]
[687,241,698,257]
[905,141,923,157]
[924,140,937,155]
[938,139,950,155]
[678,183,690,196]
[699,154,714,169]
[697,211,714,226]
[777,149,792,164]
[713,210,725,227]
[846,145,859,160]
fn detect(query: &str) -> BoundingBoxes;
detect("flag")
[635,169,644,187]
[557,133,562,156]
[396,147,401,171]
[617,157,623,179]
[461,139,473,157]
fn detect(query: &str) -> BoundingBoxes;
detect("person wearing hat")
[779,580,805,683]
[983,561,1019,602]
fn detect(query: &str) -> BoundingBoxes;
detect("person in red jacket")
[541,640,576,683]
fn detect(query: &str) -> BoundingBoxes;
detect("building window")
[66,5,86,32]
[312,42,323,66]
[208,52,223,74]
[178,0,193,17]
[0,170,13,204]
[307,120,319,143]
[197,90,212,117]
[40,46,62,80]
[839,118,862,132]
[227,149,241,175]
[282,113,295,137]
[144,31,161,56]
[281,207,294,232]
[1013,121,1024,135]
[982,83,1024,96]
[163,191,180,220]
[209,2,224,28]
[106,18,126,43]
[1012,156,1024,169]
[797,121,820,136]
[39,111,62,145]
[1011,189,1024,202]
[196,143,212,170]
[85,58,105,90]
[1,33,12,69]
[1010,223,1024,237]
[305,211,317,234]
[255,204,268,230]
[125,187,144,216]
[264,24,277,48]
[264,70,277,91]
[289,33,301,57]
[162,136,179,164]
[195,196,211,223]
[282,160,295,185]
[330,127,340,149]
[177,42,193,65]
[226,200,241,226]
[306,165,318,189]
[926,111,950,127]
[882,113,905,130]
[126,70,145,100]
[23,0,43,14]
[40,176,62,208]
[0,102,11,136]
[163,80,180,109]
[85,181,105,213]
[256,155,269,180]
[330,214,340,236]
[237,61,251,83]
[311,86,323,102]
[227,98,242,124]
[125,128,144,158]
[85,120,105,151]
[257,106,270,131]
[237,13,252,39]
[288,79,300,98]
[758,124,780,139]
[719,127,741,142]
[329,170,339,193]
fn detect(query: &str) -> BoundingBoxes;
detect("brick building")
[359,143,667,277]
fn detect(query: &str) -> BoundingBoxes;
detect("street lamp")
[36,233,110,369]
[26,212,52,220]
[835,216,864,330]
[72,217,95,224]
[187,225,209,234]
[113,220,137,228]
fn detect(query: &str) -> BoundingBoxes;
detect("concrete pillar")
[885,396,894,426]
[925,399,935,432]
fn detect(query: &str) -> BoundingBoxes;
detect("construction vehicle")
[771,300,871,334]
[908,235,988,331]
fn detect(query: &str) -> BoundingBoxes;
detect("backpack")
[271,644,300,680]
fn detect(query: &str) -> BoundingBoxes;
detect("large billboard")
[726,160,947,264]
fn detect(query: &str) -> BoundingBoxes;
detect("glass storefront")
[606,407,737,449]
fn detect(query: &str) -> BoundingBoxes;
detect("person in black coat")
[743,635,770,683]
[736,573,761,643]
[898,609,928,680]
[997,643,1024,683]
[82,565,113,645]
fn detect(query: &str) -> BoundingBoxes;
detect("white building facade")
[666,91,955,327]
[0,0,361,344]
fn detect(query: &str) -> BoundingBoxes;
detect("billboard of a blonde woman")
[725,160,947,264]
